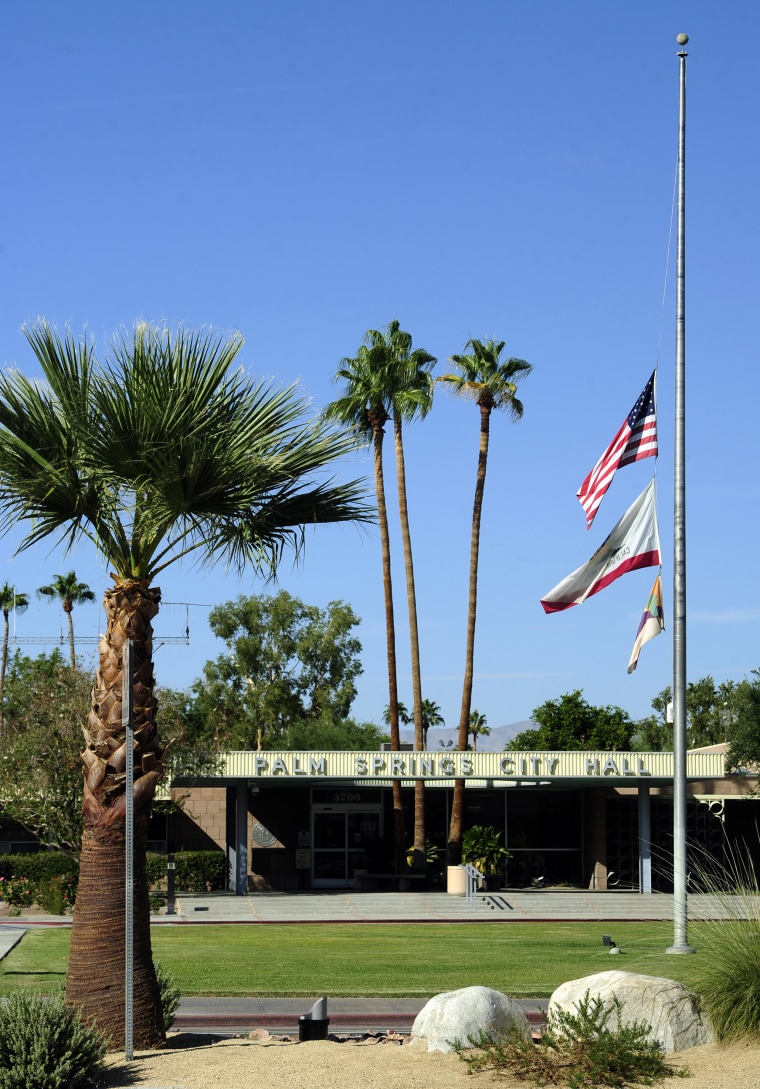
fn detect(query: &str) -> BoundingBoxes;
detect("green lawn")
[0,921,715,998]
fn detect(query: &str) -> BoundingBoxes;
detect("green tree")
[439,337,532,862]
[468,708,491,751]
[325,322,435,871]
[0,320,368,1048]
[508,691,634,751]
[0,583,28,735]
[284,715,388,750]
[190,591,363,750]
[37,570,95,669]
[727,670,760,772]
[634,677,741,751]
[382,701,412,729]
[0,650,92,849]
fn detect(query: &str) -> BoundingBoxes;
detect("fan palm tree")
[468,709,491,752]
[421,698,444,749]
[0,583,28,735]
[37,571,95,669]
[0,320,368,1048]
[325,321,435,872]
[439,338,532,862]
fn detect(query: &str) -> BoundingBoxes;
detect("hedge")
[0,849,228,908]
[147,850,228,892]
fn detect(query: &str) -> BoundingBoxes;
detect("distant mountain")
[400,721,534,753]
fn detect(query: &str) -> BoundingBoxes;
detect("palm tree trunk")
[448,404,491,864]
[66,609,76,670]
[66,579,166,1049]
[393,416,426,873]
[372,420,406,872]
[0,612,8,736]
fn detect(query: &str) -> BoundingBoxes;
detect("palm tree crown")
[37,570,95,669]
[439,337,531,416]
[0,322,367,581]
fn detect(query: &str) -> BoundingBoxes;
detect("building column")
[638,781,652,894]
[235,781,248,896]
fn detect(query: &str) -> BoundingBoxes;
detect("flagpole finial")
[677,33,689,52]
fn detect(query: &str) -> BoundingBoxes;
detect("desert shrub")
[0,989,107,1089]
[456,992,687,1088]
[688,839,760,1041]
[155,960,181,1030]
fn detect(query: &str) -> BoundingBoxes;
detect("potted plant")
[462,825,511,891]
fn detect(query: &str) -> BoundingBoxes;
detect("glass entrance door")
[312,806,381,887]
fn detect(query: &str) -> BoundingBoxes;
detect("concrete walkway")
[0,889,740,1035]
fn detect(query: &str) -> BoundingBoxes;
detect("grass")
[0,921,713,998]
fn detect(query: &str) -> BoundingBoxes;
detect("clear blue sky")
[1,2,757,734]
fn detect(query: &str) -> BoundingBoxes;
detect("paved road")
[0,889,734,1034]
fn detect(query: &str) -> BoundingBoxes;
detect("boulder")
[548,970,714,1052]
[410,985,530,1053]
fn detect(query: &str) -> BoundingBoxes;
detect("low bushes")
[456,991,687,1088]
[0,989,107,1089]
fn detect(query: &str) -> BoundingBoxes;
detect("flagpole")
[667,33,694,955]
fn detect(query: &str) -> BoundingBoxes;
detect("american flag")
[577,371,658,529]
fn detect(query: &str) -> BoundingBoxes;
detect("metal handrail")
[463,863,484,907]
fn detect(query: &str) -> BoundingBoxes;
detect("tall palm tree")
[325,321,435,872]
[439,338,532,863]
[383,321,436,872]
[0,583,28,735]
[37,570,95,669]
[0,321,368,1048]
[468,709,491,752]
[421,698,444,749]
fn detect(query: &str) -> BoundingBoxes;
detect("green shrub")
[0,875,35,907]
[174,850,228,891]
[0,989,107,1089]
[155,960,181,1030]
[456,992,687,1088]
[37,874,77,915]
[146,852,167,888]
[688,840,760,1041]
[0,852,79,910]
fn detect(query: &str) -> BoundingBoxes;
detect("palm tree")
[382,701,412,728]
[325,321,435,872]
[439,338,532,863]
[468,709,491,752]
[0,320,368,1048]
[383,321,436,872]
[37,571,95,669]
[0,583,28,735]
[421,698,444,749]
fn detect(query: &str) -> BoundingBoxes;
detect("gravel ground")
[96,1033,760,1089]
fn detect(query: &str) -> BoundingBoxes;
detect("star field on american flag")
[576,371,658,529]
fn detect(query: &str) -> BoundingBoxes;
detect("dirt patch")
[96,1033,760,1089]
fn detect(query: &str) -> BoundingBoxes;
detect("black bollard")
[298,996,329,1041]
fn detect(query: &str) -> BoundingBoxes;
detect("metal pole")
[123,639,135,1055]
[668,34,695,954]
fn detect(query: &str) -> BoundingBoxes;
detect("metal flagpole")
[123,639,135,1054]
[667,33,694,955]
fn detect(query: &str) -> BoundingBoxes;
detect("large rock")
[410,985,530,1053]
[548,970,714,1053]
